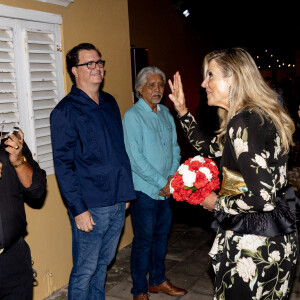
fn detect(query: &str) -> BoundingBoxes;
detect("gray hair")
[134,66,166,99]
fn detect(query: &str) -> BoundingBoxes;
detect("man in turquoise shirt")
[123,67,187,300]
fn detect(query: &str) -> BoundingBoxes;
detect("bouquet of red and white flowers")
[170,155,220,205]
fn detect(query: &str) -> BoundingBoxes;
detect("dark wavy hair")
[66,43,102,85]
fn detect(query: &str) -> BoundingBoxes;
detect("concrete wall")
[0,0,134,298]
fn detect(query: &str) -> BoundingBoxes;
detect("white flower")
[177,164,189,175]
[280,279,289,296]
[271,184,276,194]
[279,175,285,186]
[261,151,270,159]
[279,165,286,176]
[237,235,266,253]
[256,285,263,300]
[227,208,239,215]
[284,243,292,258]
[268,250,281,262]
[209,236,220,257]
[263,203,275,211]
[191,155,205,163]
[182,170,196,187]
[233,138,248,159]
[236,199,251,210]
[219,199,239,215]
[236,257,256,282]
[214,151,222,157]
[260,189,270,201]
[225,230,234,239]
[229,127,234,139]
[199,167,212,181]
[274,146,281,159]
[169,179,174,194]
[274,136,281,159]
[255,154,267,169]
[279,165,286,185]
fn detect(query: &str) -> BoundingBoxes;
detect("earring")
[228,86,232,107]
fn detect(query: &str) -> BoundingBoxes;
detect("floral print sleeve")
[179,112,222,158]
[218,110,288,215]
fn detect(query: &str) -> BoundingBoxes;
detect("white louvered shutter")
[0,15,64,175]
[0,25,19,133]
[26,30,61,174]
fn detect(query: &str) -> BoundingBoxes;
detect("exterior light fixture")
[183,10,190,17]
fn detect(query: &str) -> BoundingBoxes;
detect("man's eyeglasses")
[75,60,105,69]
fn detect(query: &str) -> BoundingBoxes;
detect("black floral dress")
[179,110,298,300]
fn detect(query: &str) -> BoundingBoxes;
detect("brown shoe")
[133,294,149,300]
[149,280,187,296]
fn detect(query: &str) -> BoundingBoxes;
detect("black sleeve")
[178,112,222,158]
[22,142,47,199]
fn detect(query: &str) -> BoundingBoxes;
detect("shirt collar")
[138,98,161,112]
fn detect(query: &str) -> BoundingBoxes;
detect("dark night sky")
[173,0,300,63]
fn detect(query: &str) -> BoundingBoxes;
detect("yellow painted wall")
[0,0,134,299]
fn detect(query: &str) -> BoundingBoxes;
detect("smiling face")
[138,73,165,110]
[72,49,104,89]
[201,59,232,110]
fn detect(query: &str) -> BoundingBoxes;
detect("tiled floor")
[46,210,300,300]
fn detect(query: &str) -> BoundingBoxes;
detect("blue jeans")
[68,202,125,300]
[130,191,172,297]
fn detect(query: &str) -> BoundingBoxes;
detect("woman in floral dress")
[168,48,298,299]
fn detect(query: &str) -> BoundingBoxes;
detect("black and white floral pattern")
[179,110,298,299]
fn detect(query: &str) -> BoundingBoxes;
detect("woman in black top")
[168,48,298,299]
[0,128,46,299]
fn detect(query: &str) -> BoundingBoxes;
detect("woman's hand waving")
[168,71,188,117]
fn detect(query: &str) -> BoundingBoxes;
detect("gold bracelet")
[13,155,27,168]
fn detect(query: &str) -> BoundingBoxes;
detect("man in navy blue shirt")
[50,43,135,300]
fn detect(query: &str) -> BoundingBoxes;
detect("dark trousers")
[130,191,172,297]
[0,237,33,300]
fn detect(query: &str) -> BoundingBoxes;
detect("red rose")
[171,156,220,205]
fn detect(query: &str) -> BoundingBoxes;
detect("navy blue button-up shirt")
[50,86,135,217]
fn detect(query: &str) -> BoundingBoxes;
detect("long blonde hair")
[202,48,295,153]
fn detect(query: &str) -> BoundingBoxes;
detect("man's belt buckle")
[0,248,4,255]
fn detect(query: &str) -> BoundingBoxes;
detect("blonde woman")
[169,48,298,299]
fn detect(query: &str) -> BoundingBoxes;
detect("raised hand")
[168,71,188,116]
[4,128,24,166]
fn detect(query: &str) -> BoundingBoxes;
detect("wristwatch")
[13,155,27,168]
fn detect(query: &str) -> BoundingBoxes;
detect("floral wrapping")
[179,110,298,299]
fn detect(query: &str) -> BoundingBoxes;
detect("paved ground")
[45,202,300,300]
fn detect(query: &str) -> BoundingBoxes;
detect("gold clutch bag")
[219,167,248,196]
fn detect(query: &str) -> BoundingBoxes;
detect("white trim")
[0,4,62,24]
[34,0,74,7]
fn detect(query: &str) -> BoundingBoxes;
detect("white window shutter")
[0,13,64,175]
[34,0,74,7]
[0,27,19,133]
[25,29,61,174]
